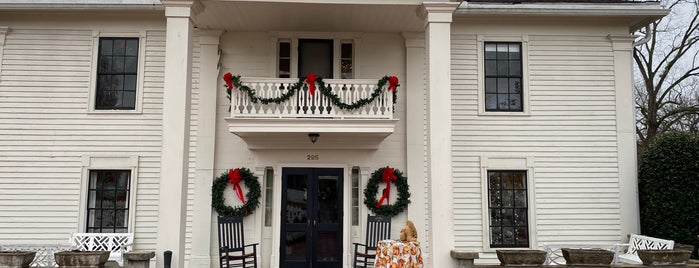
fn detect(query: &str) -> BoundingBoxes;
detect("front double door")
[281,168,343,268]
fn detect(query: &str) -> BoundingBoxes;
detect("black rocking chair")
[353,214,391,268]
[217,216,258,268]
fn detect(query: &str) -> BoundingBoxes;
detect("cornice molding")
[418,2,459,23]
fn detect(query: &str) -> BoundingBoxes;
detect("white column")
[189,29,222,268]
[156,1,195,268]
[609,35,640,241]
[421,2,458,268]
[402,31,427,253]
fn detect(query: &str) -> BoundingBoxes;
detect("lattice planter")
[637,249,692,266]
[0,251,36,268]
[54,250,109,268]
[496,250,546,266]
[562,248,614,266]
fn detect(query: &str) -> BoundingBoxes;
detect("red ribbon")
[228,169,245,204]
[376,167,397,208]
[388,76,399,92]
[305,73,318,96]
[223,72,234,90]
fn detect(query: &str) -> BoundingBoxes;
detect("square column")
[189,29,223,268]
[420,2,458,268]
[156,1,196,268]
[608,35,641,241]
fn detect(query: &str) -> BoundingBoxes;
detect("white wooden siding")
[451,33,621,255]
[0,28,166,251]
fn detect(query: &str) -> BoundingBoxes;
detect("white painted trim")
[479,155,537,251]
[0,26,8,78]
[476,34,531,117]
[78,155,140,233]
[86,30,147,114]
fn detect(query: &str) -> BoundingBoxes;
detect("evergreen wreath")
[223,73,399,110]
[212,167,261,217]
[364,166,410,217]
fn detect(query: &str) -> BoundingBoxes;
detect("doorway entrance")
[280,168,343,268]
[298,39,333,78]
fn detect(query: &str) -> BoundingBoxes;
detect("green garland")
[227,75,398,110]
[364,167,410,217]
[212,168,261,217]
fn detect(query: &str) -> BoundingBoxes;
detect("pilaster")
[0,26,9,75]
[420,2,458,268]
[608,34,640,242]
[189,29,223,268]
[156,1,196,268]
[402,31,428,260]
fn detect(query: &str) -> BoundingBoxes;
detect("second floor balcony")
[225,77,399,149]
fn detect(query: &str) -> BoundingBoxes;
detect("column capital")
[162,0,204,17]
[608,34,638,51]
[196,29,224,46]
[418,2,459,24]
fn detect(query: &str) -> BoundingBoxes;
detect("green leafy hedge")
[639,132,699,258]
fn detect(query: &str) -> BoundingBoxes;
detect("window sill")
[478,110,530,117]
[87,109,143,115]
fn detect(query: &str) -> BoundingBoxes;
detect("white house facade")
[0,0,667,268]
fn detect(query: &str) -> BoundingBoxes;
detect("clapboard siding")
[0,28,165,250]
[451,33,621,252]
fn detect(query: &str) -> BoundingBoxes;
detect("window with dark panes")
[340,42,353,79]
[278,42,291,78]
[488,170,529,248]
[86,170,131,233]
[96,38,139,110]
[485,42,522,112]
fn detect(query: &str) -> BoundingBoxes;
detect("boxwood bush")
[639,132,699,258]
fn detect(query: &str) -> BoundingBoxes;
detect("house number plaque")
[306,154,319,160]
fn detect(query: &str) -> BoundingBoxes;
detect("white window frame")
[480,155,537,250]
[269,32,361,79]
[477,35,531,116]
[87,30,146,114]
[79,155,139,232]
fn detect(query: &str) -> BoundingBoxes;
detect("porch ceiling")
[193,1,425,32]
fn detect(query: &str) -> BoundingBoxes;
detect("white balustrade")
[230,78,394,119]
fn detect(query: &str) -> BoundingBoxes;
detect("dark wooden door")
[298,39,333,78]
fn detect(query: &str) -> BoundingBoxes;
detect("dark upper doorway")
[298,39,333,79]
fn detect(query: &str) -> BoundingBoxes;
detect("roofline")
[0,3,164,11]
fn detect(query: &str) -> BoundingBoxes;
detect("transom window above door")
[277,39,354,79]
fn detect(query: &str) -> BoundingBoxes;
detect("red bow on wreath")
[376,167,397,208]
[305,73,318,96]
[228,169,246,204]
[388,76,399,92]
[223,73,234,90]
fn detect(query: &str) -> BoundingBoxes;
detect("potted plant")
[496,250,547,266]
[562,248,614,266]
[637,249,692,266]
[0,250,36,268]
[54,250,110,267]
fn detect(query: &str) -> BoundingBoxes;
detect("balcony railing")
[229,78,394,120]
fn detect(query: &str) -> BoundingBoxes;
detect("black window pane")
[100,39,113,56]
[96,37,139,110]
[125,39,139,56]
[279,42,290,58]
[341,43,352,59]
[122,92,135,109]
[86,170,130,233]
[484,42,523,112]
[488,170,528,248]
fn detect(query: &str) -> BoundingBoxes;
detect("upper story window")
[276,39,355,79]
[484,42,522,112]
[95,37,139,110]
[278,41,291,78]
[86,170,131,233]
[341,42,353,79]
[488,170,529,248]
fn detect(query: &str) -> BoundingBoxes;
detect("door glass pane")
[284,232,307,260]
[299,40,332,78]
[316,231,339,261]
[286,175,308,224]
[317,175,338,224]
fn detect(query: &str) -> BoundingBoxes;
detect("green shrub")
[639,132,699,258]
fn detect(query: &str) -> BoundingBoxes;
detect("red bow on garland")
[305,73,318,96]
[223,72,234,90]
[388,76,399,92]
[376,167,397,208]
[228,169,246,204]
